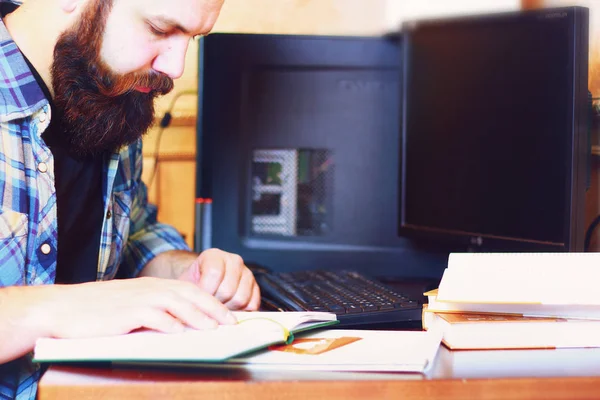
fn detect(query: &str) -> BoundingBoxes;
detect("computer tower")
[197,33,449,278]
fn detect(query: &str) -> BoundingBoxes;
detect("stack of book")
[422,252,600,350]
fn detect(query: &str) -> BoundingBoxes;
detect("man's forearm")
[0,286,55,364]
[138,250,199,280]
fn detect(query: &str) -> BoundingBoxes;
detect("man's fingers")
[246,281,261,311]
[134,308,185,334]
[195,251,226,295]
[154,292,220,330]
[170,281,237,325]
[224,268,254,310]
[214,254,245,304]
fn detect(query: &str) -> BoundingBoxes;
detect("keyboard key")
[396,301,419,308]
[362,304,379,312]
[326,305,346,313]
[346,305,363,314]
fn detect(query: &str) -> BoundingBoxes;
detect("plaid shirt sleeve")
[118,140,191,278]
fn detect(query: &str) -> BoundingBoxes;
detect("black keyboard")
[255,269,422,327]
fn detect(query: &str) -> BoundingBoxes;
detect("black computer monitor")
[197,33,449,278]
[399,7,590,252]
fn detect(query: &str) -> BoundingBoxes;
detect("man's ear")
[58,0,86,14]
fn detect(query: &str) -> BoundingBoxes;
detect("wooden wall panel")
[212,0,387,35]
[142,127,196,248]
[153,161,197,247]
[386,0,520,29]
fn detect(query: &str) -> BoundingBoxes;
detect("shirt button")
[38,162,48,173]
[40,243,52,255]
[106,210,112,219]
[39,112,47,123]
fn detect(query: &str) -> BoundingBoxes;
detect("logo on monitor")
[539,11,568,20]
[470,236,484,247]
[338,80,389,92]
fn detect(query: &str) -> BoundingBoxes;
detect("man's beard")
[50,0,174,158]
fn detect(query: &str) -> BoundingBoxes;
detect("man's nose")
[152,39,190,80]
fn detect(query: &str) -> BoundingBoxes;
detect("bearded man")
[0,0,261,398]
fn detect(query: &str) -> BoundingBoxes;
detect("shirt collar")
[0,10,48,123]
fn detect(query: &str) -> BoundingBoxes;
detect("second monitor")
[400,6,590,252]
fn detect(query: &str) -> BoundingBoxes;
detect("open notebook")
[114,329,443,374]
[33,311,338,364]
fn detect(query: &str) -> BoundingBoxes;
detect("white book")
[436,347,600,379]
[423,310,600,350]
[429,253,600,318]
[426,289,600,320]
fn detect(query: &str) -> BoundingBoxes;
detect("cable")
[584,97,600,251]
[146,90,197,191]
[584,214,600,252]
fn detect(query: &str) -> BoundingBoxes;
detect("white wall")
[385,0,521,30]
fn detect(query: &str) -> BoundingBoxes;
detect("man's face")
[50,0,224,157]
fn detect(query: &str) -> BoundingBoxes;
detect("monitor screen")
[399,7,589,251]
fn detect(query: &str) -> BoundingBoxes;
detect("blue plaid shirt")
[0,9,190,400]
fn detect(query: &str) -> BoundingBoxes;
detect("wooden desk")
[38,346,600,400]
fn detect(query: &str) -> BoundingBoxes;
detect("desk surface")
[38,345,600,400]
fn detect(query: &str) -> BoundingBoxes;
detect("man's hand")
[177,249,261,311]
[0,278,237,364]
[139,249,261,311]
[43,278,238,337]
